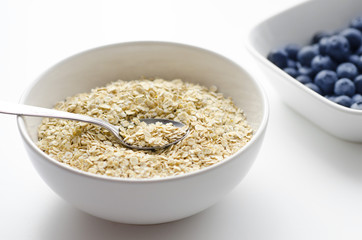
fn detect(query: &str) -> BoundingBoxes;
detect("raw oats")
[37,78,253,179]
[119,121,188,148]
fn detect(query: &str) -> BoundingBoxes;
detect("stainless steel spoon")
[0,101,188,150]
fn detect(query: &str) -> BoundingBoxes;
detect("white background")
[1,0,362,239]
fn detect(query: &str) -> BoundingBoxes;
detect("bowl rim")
[245,0,362,116]
[17,40,269,183]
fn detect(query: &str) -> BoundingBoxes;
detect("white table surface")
[1,0,362,239]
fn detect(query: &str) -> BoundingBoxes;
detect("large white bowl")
[17,41,268,224]
[246,0,362,142]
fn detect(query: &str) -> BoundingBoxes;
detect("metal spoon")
[0,101,188,150]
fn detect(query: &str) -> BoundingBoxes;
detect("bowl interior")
[248,0,362,57]
[20,42,267,149]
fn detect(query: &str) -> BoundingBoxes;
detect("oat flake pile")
[37,79,253,179]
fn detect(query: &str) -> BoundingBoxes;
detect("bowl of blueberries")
[246,0,362,142]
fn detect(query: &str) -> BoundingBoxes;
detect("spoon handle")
[0,100,116,132]
[0,100,86,120]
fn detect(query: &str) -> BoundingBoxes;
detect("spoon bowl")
[119,118,189,150]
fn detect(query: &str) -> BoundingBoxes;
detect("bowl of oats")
[17,41,268,224]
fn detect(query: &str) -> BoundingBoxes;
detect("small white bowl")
[17,41,268,224]
[246,0,362,142]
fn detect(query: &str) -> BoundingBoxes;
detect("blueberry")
[340,28,362,50]
[350,16,362,31]
[351,101,362,110]
[354,75,362,93]
[325,95,337,101]
[324,35,350,62]
[348,55,362,71]
[297,45,319,66]
[284,44,300,60]
[283,67,298,77]
[332,95,353,107]
[296,75,312,84]
[355,45,362,55]
[267,49,288,68]
[311,55,336,72]
[334,78,356,96]
[287,59,297,68]
[314,70,338,95]
[336,62,358,79]
[297,65,315,77]
[305,82,322,94]
[312,31,332,44]
[352,93,362,103]
[318,37,329,55]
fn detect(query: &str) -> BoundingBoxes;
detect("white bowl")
[17,41,269,224]
[246,0,362,142]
